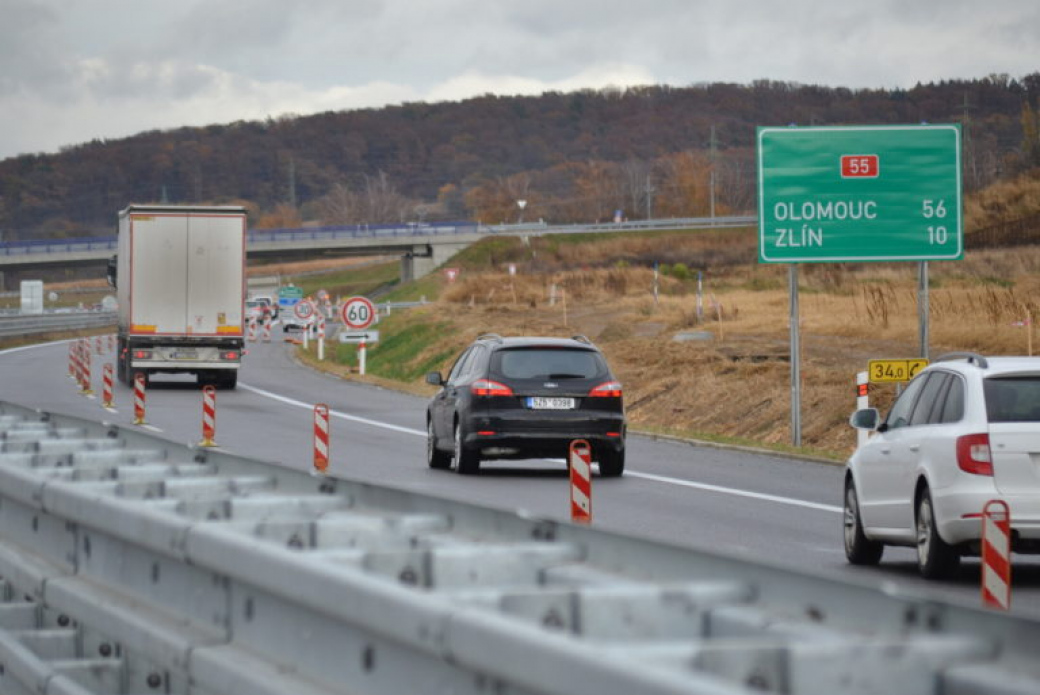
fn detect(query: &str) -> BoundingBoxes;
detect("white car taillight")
[956,432,993,476]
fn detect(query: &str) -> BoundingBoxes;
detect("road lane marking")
[242,382,841,514]
[626,471,842,513]
[0,344,845,518]
[239,383,422,436]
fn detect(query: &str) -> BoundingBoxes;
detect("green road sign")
[757,125,962,263]
[279,285,304,300]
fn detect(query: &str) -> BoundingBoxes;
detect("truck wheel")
[221,370,238,389]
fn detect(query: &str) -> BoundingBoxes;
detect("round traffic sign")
[293,299,315,320]
[340,296,375,330]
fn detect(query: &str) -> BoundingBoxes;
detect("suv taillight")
[589,380,622,398]
[472,379,513,397]
[956,433,993,476]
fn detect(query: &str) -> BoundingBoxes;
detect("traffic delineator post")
[856,371,869,447]
[79,343,94,395]
[133,373,147,425]
[199,385,218,447]
[569,439,592,524]
[358,339,366,375]
[248,317,258,342]
[101,364,114,408]
[313,404,330,474]
[981,499,1011,610]
[317,316,326,361]
[262,315,272,343]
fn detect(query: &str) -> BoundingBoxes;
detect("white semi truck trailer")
[107,205,247,389]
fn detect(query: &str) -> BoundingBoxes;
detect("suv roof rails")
[570,334,592,345]
[476,333,503,342]
[935,352,989,369]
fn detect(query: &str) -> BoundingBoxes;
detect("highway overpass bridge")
[0,216,755,287]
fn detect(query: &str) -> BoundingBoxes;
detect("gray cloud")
[0,0,1037,159]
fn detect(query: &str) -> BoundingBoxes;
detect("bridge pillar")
[401,242,472,281]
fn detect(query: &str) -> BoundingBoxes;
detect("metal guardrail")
[0,216,757,260]
[0,401,1037,695]
[0,310,116,338]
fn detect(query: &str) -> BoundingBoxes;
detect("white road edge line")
[626,471,842,513]
[241,381,841,514]
[239,383,421,436]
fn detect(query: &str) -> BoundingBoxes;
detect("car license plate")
[171,350,198,360]
[527,397,575,410]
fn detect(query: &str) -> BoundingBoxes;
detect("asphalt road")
[3,334,1038,618]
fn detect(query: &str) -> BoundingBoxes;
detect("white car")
[845,352,1040,578]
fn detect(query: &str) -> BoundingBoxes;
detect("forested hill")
[2,74,1039,238]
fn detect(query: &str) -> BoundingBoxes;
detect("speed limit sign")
[340,296,376,330]
[293,299,315,320]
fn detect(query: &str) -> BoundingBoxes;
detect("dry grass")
[420,240,1040,459]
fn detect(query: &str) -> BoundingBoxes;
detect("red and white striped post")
[79,343,94,395]
[101,364,114,408]
[200,385,217,447]
[95,336,102,355]
[569,439,593,524]
[262,315,272,343]
[358,338,367,375]
[981,499,1011,610]
[71,339,84,384]
[247,317,258,342]
[313,404,330,474]
[68,343,76,379]
[133,373,147,425]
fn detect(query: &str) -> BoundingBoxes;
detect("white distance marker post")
[318,315,327,361]
[856,371,869,448]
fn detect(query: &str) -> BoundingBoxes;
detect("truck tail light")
[956,433,993,476]
[133,350,153,359]
[221,351,240,361]
[589,381,622,398]
[472,379,513,397]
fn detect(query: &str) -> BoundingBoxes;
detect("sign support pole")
[919,261,930,360]
[789,265,801,448]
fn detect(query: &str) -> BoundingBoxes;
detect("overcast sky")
[1,0,1037,161]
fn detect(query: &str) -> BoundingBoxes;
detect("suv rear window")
[493,348,606,380]
[984,377,1040,422]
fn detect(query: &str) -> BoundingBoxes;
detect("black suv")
[426,334,627,476]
